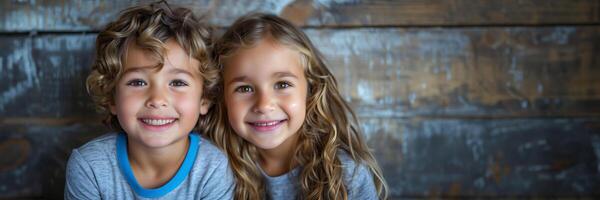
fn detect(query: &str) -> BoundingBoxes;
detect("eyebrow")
[168,68,194,77]
[273,71,298,79]
[122,66,152,74]
[228,76,248,85]
[122,66,194,77]
[227,71,299,85]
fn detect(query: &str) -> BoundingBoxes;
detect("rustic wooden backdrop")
[1,0,599,199]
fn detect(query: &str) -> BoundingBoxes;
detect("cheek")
[225,101,247,137]
[175,93,202,113]
[114,91,138,115]
[225,97,244,121]
[285,95,307,117]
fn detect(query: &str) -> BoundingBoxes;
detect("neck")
[127,136,189,188]
[258,133,299,177]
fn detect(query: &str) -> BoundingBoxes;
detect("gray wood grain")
[0,0,598,32]
[364,117,600,197]
[0,34,96,118]
[1,0,599,199]
[1,118,599,198]
[2,27,599,118]
[0,123,107,199]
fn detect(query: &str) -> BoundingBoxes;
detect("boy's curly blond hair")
[86,1,217,132]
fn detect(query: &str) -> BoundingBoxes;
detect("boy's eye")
[126,79,147,87]
[170,79,189,87]
[235,85,253,93]
[274,81,292,89]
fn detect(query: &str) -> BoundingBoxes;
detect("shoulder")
[191,134,232,176]
[337,150,379,199]
[71,133,118,163]
[196,134,229,164]
[338,150,371,178]
[66,133,118,180]
[65,133,120,199]
[189,134,235,199]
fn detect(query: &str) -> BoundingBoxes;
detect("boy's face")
[110,39,210,149]
[223,39,307,152]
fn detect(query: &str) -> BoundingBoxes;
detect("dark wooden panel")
[2,119,599,199]
[2,27,599,119]
[0,34,96,118]
[1,0,599,32]
[363,117,600,197]
[281,0,600,27]
[310,26,600,118]
[0,123,107,199]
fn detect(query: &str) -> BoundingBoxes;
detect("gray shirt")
[65,133,234,200]
[262,152,378,200]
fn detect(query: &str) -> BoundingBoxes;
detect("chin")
[252,140,283,150]
[141,140,172,148]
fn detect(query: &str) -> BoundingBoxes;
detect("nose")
[146,85,168,109]
[252,90,275,114]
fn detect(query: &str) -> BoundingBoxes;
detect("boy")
[64,1,233,199]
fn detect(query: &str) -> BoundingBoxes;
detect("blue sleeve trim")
[116,132,200,198]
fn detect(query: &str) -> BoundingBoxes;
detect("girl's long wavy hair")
[86,1,217,132]
[203,13,388,199]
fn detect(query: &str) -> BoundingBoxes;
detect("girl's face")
[111,39,210,150]
[223,39,307,151]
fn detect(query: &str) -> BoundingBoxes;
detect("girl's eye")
[235,86,253,93]
[126,79,147,87]
[170,79,189,87]
[274,81,292,89]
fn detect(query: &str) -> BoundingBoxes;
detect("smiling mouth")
[249,120,285,126]
[247,119,287,131]
[140,118,177,126]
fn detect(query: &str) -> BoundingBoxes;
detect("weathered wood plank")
[0,123,107,199]
[310,26,600,118]
[0,34,96,118]
[362,117,600,197]
[0,0,599,32]
[2,27,599,118]
[281,0,600,27]
[1,118,598,198]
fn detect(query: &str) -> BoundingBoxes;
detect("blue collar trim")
[116,132,200,198]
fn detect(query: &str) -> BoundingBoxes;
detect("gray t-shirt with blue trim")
[65,133,234,199]
[262,152,379,200]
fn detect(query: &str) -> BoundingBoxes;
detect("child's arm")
[64,149,101,200]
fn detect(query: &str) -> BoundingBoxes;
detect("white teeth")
[142,119,175,126]
[254,121,280,126]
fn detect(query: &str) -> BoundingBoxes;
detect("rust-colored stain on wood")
[489,153,511,184]
[280,1,314,26]
[0,138,31,173]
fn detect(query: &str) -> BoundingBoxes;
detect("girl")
[204,13,388,199]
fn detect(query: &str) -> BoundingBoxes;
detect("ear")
[109,103,117,115]
[199,98,212,115]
